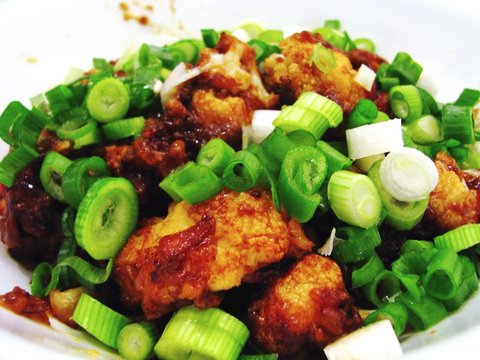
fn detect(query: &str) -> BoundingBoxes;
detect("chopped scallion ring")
[39,151,72,202]
[389,85,422,122]
[86,77,130,122]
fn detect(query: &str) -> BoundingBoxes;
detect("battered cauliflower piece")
[248,254,362,357]
[428,151,479,231]
[263,32,368,112]
[114,189,312,319]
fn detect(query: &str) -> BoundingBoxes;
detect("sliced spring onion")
[61,156,110,208]
[310,43,336,74]
[363,302,408,337]
[316,140,353,178]
[379,147,438,202]
[39,151,72,202]
[117,322,157,360]
[434,223,480,252]
[0,145,39,187]
[154,306,249,360]
[327,170,381,228]
[455,88,480,107]
[361,270,402,307]
[368,159,428,230]
[354,153,385,173]
[351,253,384,288]
[222,151,262,191]
[441,104,474,144]
[0,101,30,145]
[353,38,376,53]
[389,85,423,122]
[56,118,102,150]
[423,249,463,300]
[400,240,435,255]
[324,320,402,360]
[346,118,403,160]
[347,99,378,129]
[86,77,130,122]
[332,226,382,264]
[45,85,76,116]
[417,87,440,116]
[160,162,223,204]
[396,293,447,331]
[443,256,479,311]
[201,29,220,48]
[168,39,203,64]
[354,64,376,92]
[404,114,442,144]
[102,116,145,142]
[258,29,284,44]
[248,39,280,63]
[248,110,281,144]
[277,146,326,223]
[73,293,130,349]
[197,138,235,176]
[260,128,297,177]
[376,63,400,92]
[75,177,139,260]
[387,52,423,85]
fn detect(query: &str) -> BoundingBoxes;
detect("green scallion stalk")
[86,77,130,122]
[277,146,326,223]
[168,39,204,64]
[327,170,382,228]
[351,253,384,288]
[273,92,343,139]
[75,177,139,260]
[316,140,352,178]
[423,249,463,300]
[248,39,280,63]
[56,118,102,150]
[454,88,480,107]
[392,248,438,276]
[197,138,235,176]
[332,226,382,264]
[389,85,423,122]
[61,156,110,208]
[222,150,262,192]
[361,270,402,308]
[434,223,480,252]
[39,151,72,202]
[346,99,378,129]
[396,292,447,331]
[363,302,408,337]
[9,107,49,149]
[400,240,435,255]
[56,207,78,290]
[45,85,76,116]
[443,256,479,311]
[417,87,440,116]
[0,145,39,187]
[310,43,336,74]
[73,293,130,349]
[260,128,297,177]
[353,38,376,53]
[258,29,283,44]
[117,322,157,360]
[404,114,442,144]
[201,29,220,48]
[246,143,280,180]
[102,116,145,142]
[0,101,30,145]
[396,273,424,303]
[387,52,423,85]
[287,130,316,147]
[441,104,474,144]
[154,306,249,360]
[160,162,223,204]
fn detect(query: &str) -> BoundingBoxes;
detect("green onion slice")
[310,43,336,74]
[423,249,463,300]
[73,293,130,349]
[102,116,145,142]
[361,270,402,308]
[277,146,326,223]
[389,85,423,122]
[74,177,139,260]
[443,256,479,311]
[197,138,235,176]
[117,322,157,360]
[363,302,408,337]
[327,170,381,228]
[352,253,385,288]
[0,145,39,187]
[316,140,352,178]
[0,101,30,145]
[40,151,72,202]
[86,77,130,123]
[56,118,102,150]
[387,52,423,85]
[441,104,474,144]
[434,223,480,252]
[160,162,223,205]
[346,99,378,129]
[332,226,382,264]
[396,293,447,331]
[61,156,110,208]
[223,150,262,192]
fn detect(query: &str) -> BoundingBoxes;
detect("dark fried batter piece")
[114,189,313,319]
[248,254,361,357]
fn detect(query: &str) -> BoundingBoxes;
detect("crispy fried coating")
[248,254,362,357]
[263,32,368,112]
[428,152,479,231]
[114,189,312,319]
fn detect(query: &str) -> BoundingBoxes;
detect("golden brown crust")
[247,254,362,357]
[428,151,479,231]
[114,189,312,319]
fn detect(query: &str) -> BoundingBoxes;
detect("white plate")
[0,0,479,358]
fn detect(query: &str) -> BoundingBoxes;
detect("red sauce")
[0,287,50,325]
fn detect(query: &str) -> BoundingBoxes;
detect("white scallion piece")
[379,147,439,202]
[346,118,403,160]
[249,110,281,144]
[354,64,376,92]
[160,62,201,105]
[324,320,402,360]
[231,28,250,43]
[282,24,309,38]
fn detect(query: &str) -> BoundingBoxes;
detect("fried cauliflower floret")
[263,32,368,112]
[248,254,362,357]
[114,189,313,319]
[428,151,479,231]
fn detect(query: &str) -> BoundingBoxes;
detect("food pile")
[1,19,480,360]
